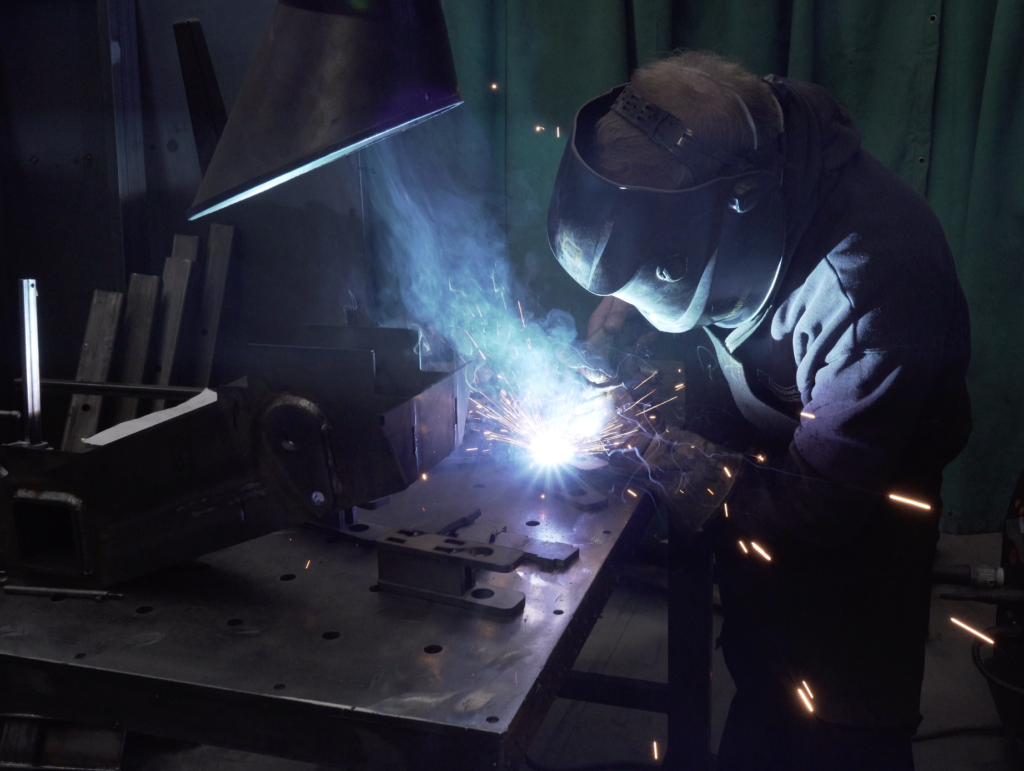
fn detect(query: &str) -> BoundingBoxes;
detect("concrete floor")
[121,534,1021,770]
[527,532,1021,770]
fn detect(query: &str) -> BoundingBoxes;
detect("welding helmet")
[547,83,786,333]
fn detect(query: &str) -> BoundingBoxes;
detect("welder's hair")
[594,51,783,189]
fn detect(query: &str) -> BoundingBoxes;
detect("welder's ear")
[728,179,763,214]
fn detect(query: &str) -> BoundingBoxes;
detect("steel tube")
[19,279,42,445]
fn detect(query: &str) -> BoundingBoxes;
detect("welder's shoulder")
[814,151,956,344]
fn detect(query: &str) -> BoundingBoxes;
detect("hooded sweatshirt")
[699,77,971,726]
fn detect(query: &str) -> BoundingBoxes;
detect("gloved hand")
[633,426,740,538]
[576,297,658,386]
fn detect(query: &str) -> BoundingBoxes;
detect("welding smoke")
[363,114,596,429]
[362,114,616,466]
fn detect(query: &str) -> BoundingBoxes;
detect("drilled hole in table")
[486,716,499,723]
[348,524,369,532]
[473,484,485,489]
[279,574,296,581]
[50,594,67,602]
[526,520,540,527]
[553,609,564,615]
[74,653,86,659]
[602,530,612,535]
[323,631,341,640]
[471,588,494,599]
[423,644,443,654]
[226,618,243,626]
[135,605,153,614]
[369,584,381,592]
[273,684,286,690]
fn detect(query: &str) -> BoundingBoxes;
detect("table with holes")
[0,455,651,771]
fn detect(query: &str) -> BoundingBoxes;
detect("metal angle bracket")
[376,529,525,616]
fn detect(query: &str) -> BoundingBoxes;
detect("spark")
[802,680,814,699]
[627,489,638,498]
[724,503,729,517]
[633,372,657,391]
[637,395,677,416]
[756,454,766,462]
[540,494,545,499]
[706,488,714,495]
[476,304,484,318]
[797,687,814,713]
[889,493,931,510]
[556,126,561,138]
[724,467,732,478]
[625,389,657,411]
[464,329,486,360]
[800,411,816,419]
[466,447,478,451]
[517,300,526,328]
[474,384,623,467]
[751,541,772,561]
[674,382,686,391]
[535,125,545,132]
[652,741,658,761]
[738,540,748,553]
[491,83,499,90]
[421,473,428,481]
[305,559,311,569]
[950,617,995,645]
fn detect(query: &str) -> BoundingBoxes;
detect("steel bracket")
[376,528,525,615]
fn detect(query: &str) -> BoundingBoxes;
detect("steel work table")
[0,455,654,770]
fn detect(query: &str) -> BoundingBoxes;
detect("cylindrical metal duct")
[188,0,461,220]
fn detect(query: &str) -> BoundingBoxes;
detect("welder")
[547,52,971,770]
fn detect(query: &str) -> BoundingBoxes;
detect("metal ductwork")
[188,0,461,220]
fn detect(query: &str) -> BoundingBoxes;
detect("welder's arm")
[722,348,944,550]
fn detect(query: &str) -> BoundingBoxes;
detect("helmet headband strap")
[611,86,749,170]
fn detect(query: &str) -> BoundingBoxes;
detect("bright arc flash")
[889,493,931,510]
[950,617,995,645]
[802,680,814,699]
[750,541,772,561]
[797,688,815,713]
[530,429,575,467]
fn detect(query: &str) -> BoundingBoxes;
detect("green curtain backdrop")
[433,0,1024,533]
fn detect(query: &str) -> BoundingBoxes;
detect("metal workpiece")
[18,279,42,447]
[0,458,652,771]
[377,529,526,615]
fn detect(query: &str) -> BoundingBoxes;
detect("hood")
[719,76,862,351]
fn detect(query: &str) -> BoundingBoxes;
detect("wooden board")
[194,224,234,387]
[152,256,193,411]
[112,273,160,424]
[61,290,124,452]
